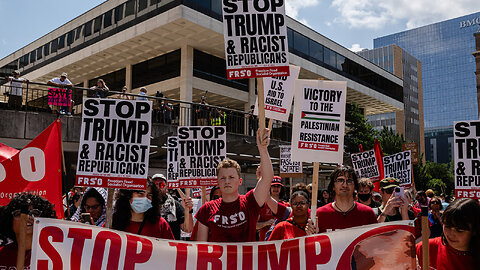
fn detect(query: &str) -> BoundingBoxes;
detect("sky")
[1,0,480,59]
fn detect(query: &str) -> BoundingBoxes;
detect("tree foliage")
[378,127,405,155]
[344,103,377,154]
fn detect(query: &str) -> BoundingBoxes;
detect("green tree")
[344,103,377,154]
[378,127,404,155]
[413,154,430,191]
[427,178,447,196]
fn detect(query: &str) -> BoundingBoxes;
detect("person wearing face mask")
[112,180,174,239]
[357,178,381,208]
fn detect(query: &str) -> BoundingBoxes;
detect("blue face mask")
[130,197,152,213]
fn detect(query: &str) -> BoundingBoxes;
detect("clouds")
[349,44,364,52]
[285,0,320,23]
[330,0,480,29]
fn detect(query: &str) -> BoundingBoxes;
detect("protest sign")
[0,120,64,218]
[192,187,213,198]
[279,145,302,178]
[47,88,72,106]
[222,0,289,79]
[402,142,419,164]
[31,218,415,270]
[76,99,152,190]
[166,136,180,189]
[351,150,381,180]
[177,126,226,187]
[291,80,347,164]
[254,65,300,122]
[454,120,480,199]
[383,150,412,188]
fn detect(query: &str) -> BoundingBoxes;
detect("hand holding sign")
[256,127,271,149]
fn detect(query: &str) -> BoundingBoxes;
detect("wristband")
[189,209,193,214]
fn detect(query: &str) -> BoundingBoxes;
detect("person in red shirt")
[416,198,480,270]
[257,176,289,241]
[195,128,273,242]
[112,180,176,239]
[268,191,315,240]
[0,193,57,269]
[316,166,377,233]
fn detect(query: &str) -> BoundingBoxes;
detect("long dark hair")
[0,193,56,246]
[441,198,480,266]
[112,180,160,232]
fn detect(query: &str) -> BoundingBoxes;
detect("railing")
[0,80,292,141]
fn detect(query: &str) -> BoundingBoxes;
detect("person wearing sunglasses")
[316,166,377,233]
[112,180,174,239]
[376,178,415,223]
[428,196,443,238]
[152,174,193,240]
[268,191,315,240]
[0,193,56,268]
[71,187,107,226]
[416,198,480,270]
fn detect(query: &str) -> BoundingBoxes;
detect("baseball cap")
[12,70,19,75]
[271,176,283,186]
[61,72,68,78]
[380,177,400,190]
[152,173,166,182]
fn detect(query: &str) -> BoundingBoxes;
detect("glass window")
[84,21,92,37]
[293,31,309,55]
[29,51,36,64]
[50,39,58,53]
[44,43,50,56]
[104,10,113,28]
[132,50,181,89]
[138,0,148,11]
[36,47,42,60]
[67,30,74,46]
[89,68,126,93]
[75,26,82,40]
[336,54,345,71]
[150,0,160,6]
[287,28,294,50]
[324,48,336,67]
[125,0,135,16]
[94,16,102,33]
[309,40,323,63]
[58,35,65,49]
[115,5,124,22]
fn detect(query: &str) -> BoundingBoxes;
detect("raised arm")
[253,128,273,207]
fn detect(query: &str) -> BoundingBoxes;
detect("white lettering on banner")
[383,151,412,187]
[177,126,226,186]
[222,0,290,79]
[31,218,415,270]
[0,147,46,183]
[454,120,480,199]
[291,80,347,163]
[75,98,152,189]
[351,150,380,180]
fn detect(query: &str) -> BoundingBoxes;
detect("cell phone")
[81,213,92,224]
[394,187,405,198]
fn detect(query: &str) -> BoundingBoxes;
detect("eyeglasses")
[334,178,354,185]
[291,201,308,207]
[384,188,395,194]
[85,204,101,211]
[12,209,42,218]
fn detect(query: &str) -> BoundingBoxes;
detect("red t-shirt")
[258,201,288,241]
[268,220,306,241]
[125,216,175,240]
[416,237,476,270]
[316,202,377,233]
[195,190,261,242]
[0,243,31,269]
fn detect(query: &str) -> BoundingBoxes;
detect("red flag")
[372,138,384,192]
[359,144,364,152]
[0,142,19,163]
[0,119,64,218]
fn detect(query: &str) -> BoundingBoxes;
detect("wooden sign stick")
[257,78,266,130]
[104,188,115,229]
[16,213,28,270]
[201,187,207,205]
[421,206,430,269]
[310,162,319,226]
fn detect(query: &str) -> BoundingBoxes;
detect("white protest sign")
[76,99,152,189]
[177,126,226,187]
[279,145,302,177]
[383,150,412,188]
[454,120,480,199]
[291,80,347,163]
[351,150,381,180]
[254,65,300,122]
[222,0,289,79]
[166,136,179,188]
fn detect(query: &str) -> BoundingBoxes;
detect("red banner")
[373,138,384,192]
[0,120,64,218]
